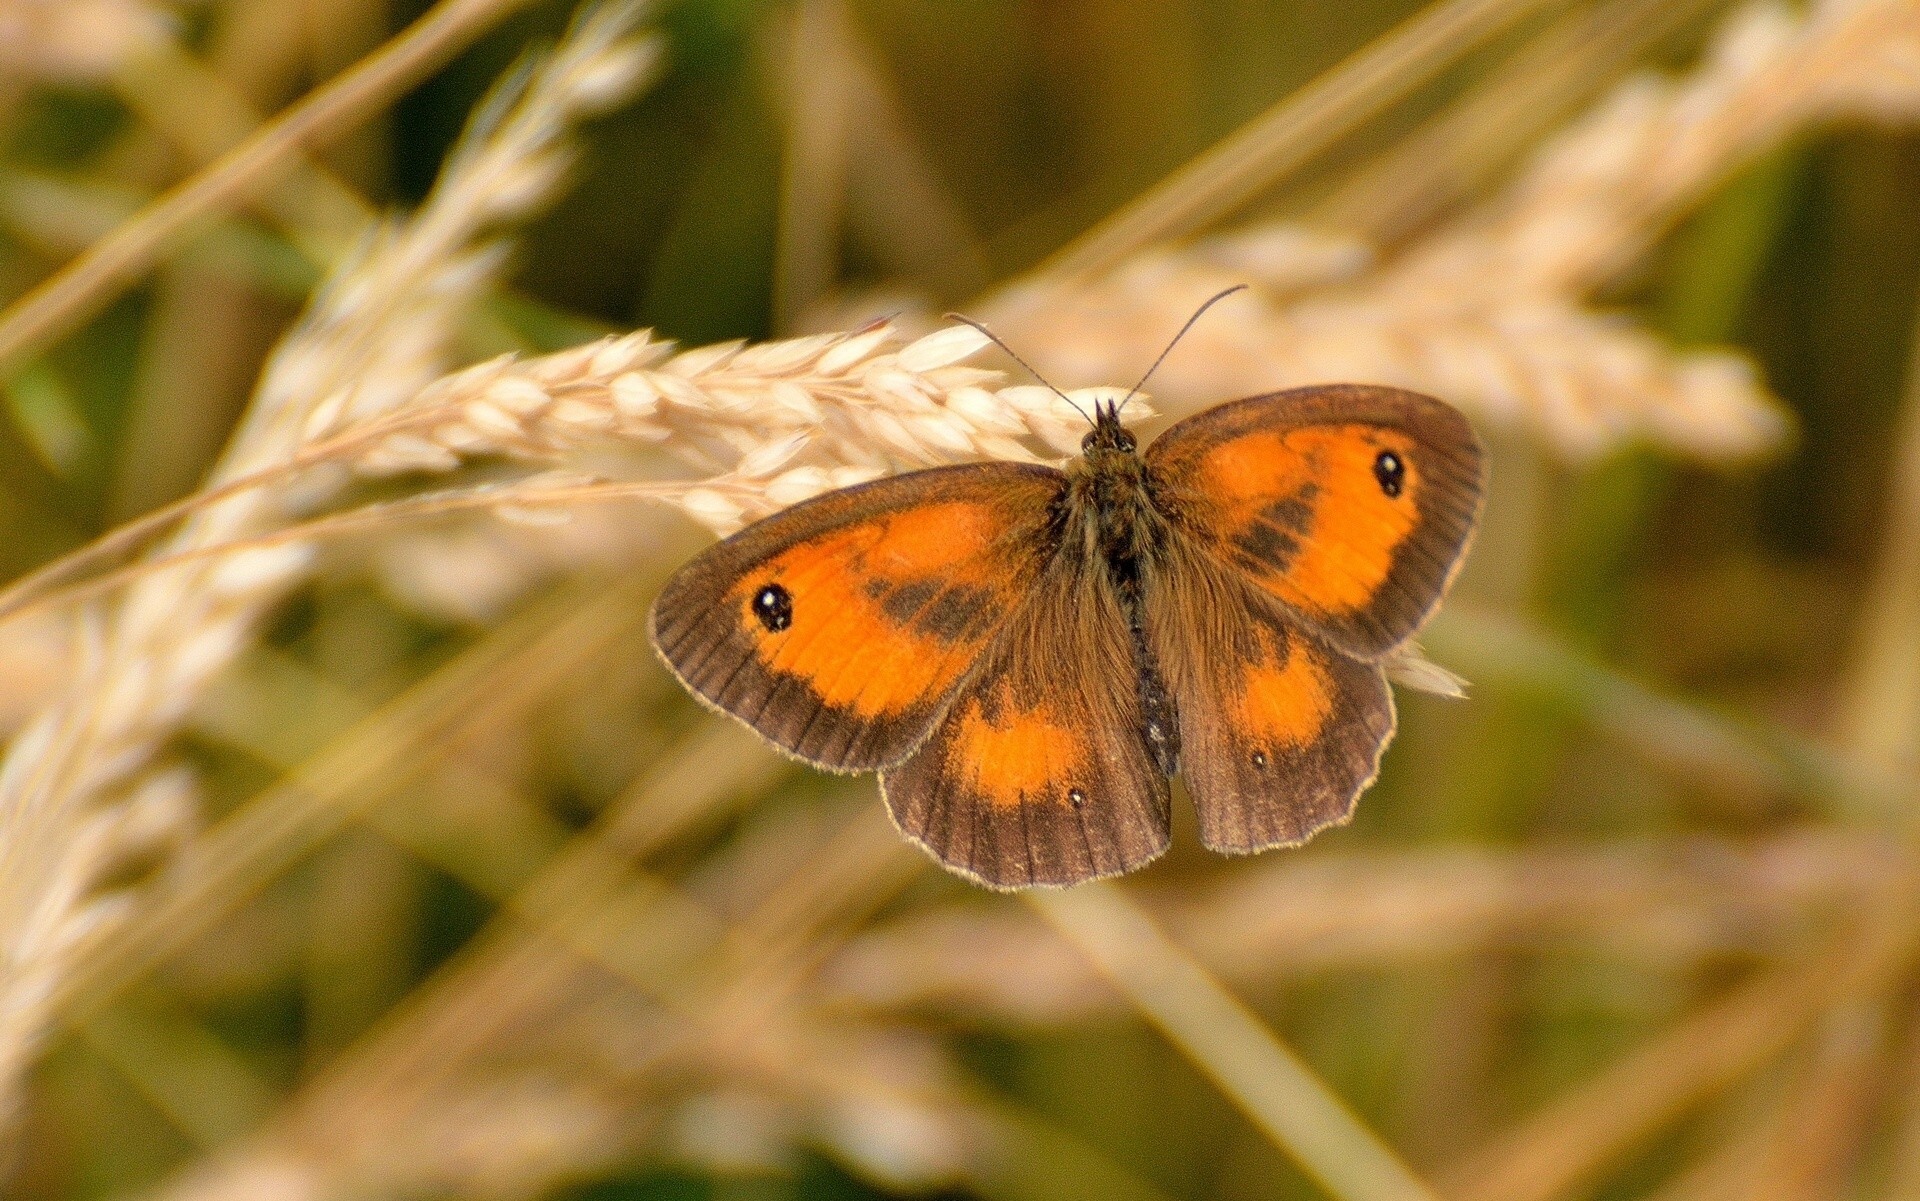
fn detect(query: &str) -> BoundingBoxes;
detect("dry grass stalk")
[0,2,657,1121]
[1838,316,1920,786]
[818,832,1903,1024]
[1312,0,1725,246]
[0,0,544,377]
[0,316,1150,622]
[1442,890,1920,1201]
[141,792,975,1200]
[1034,0,1567,286]
[989,0,1920,461]
[1030,882,1442,1201]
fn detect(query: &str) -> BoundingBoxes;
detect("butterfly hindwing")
[1145,384,1484,660]
[880,553,1172,889]
[1145,543,1395,853]
[649,463,1062,772]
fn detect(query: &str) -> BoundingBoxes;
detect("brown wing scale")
[880,555,1171,889]
[1146,384,1484,660]
[649,463,1061,772]
[1144,543,1394,853]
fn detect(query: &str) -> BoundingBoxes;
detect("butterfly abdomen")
[1066,441,1182,777]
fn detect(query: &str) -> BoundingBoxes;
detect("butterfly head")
[1080,397,1138,457]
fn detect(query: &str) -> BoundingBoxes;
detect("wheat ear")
[988,0,1920,461]
[331,320,1142,535]
[0,1,658,1120]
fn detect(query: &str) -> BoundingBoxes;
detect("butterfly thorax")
[1068,401,1163,553]
[1062,402,1182,776]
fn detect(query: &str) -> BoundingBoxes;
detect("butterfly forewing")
[648,463,1063,771]
[1145,385,1484,660]
[880,556,1172,889]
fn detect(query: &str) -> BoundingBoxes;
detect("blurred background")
[0,0,1918,1198]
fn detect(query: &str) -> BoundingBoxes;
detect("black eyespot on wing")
[1373,450,1405,498]
[752,583,793,632]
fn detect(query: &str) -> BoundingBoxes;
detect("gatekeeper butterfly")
[650,290,1485,889]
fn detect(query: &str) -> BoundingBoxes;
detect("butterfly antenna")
[1116,284,1249,416]
[943,313,1093,427]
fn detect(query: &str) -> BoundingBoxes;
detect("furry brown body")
[1060,402,1182,777]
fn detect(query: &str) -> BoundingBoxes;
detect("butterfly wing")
[1144,541,1394,853]
[1142,384,1480,853]
[1144,384,1484,660]
[649,463,1062,772]
[880,553,1172,890]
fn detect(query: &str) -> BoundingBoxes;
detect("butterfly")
[649,305,1485,890]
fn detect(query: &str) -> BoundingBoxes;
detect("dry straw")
[989,0,1920,461]
[823,831,1902,1025]
[0,0,659,1122]
[0,321,1154,621]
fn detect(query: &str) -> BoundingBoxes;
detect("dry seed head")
[991,0,1920,461]
[0,2,663,1111]
[348,322,1145,535]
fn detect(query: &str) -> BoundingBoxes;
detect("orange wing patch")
[1141,555,1395,856]
[1196,425,1421,620]
[943,686,1088,810]
[1236,626,1335,750]
[879,540,1173,889]
[732,501,1018,720]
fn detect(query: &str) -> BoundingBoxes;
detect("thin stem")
[1839,310,1920,777]
[773,0,857,332]
[1031,0,1565,288]
[1441,905,1916,1201]
[1311,0,1717,243]
[0,0,537,377]
[0,397,493,626]
[109,36,374,262]
[1029,882,1440,1201]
